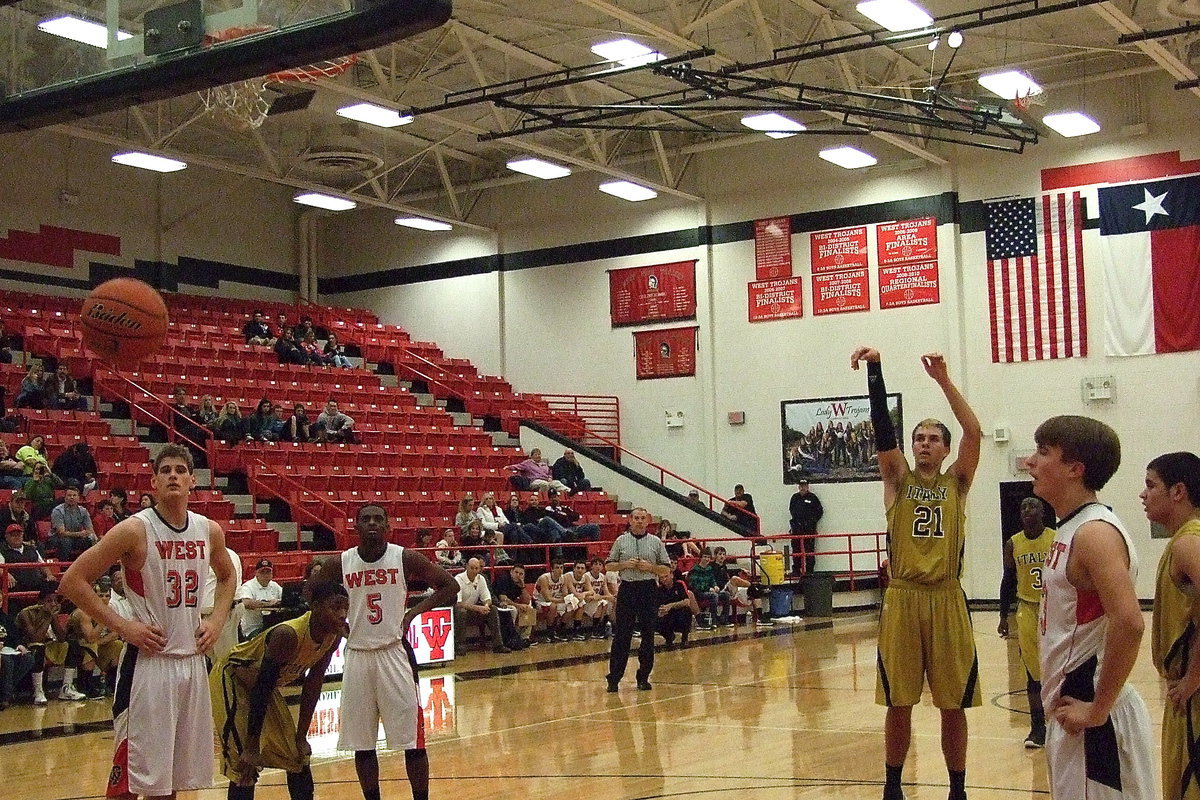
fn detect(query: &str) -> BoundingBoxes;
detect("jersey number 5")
[165,569,199,608]
[911,505,944,538]
[367,592,383,625]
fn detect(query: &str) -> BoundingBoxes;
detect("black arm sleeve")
[999,566,1017,618]
[866,361,897,452]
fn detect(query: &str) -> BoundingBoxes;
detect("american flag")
[985,192,1087,362]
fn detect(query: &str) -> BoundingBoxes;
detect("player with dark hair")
[1029,415,1153,800]
[1144,451,1200,800]
[998,497,1054,748]
[58,443,237,800]
[850,347,982,800]
[211,582,349,800]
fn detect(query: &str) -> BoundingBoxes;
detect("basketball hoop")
[1011,87,1043,114]
[198,25,358,129]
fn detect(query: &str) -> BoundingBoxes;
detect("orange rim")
[204,25,357,83]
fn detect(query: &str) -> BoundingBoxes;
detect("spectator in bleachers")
[284,404,311,443]
[482,529,512,566]
[108,488,130,522]
[502,493,541,552]
[312,400,355,443]
[655,570,695,649]
[453,557,510,654]
[0,491,35,543]
[685,488,705,509]
[241,310,276,346]
[268,405,288,441]
[323,333,353,369]
[551,449,592,494]
[137,493,154,510]
[300,330,331,366]
[295,316,317,342]
[720,484,758,535]
[459,519,488,566]
[273,327,308,366]
[17,586,86,702]
[712,547,752,624]
[1,522,52,596]
[435,527,463,568]
[47,486,96,562]
[543,488,602,543]
[478,491,528,546]
[15,435,49,477]
[660,520,700,562]
[243,398,278,443]
[169,387,208,456]
[454,496,476,529]
[493,563,534,648]
[43,363,85,411]
[52,443,97,493]
[107,565,132,620]
[506,449,570,494]
[0,441,27,489]
[534,559,572,642]
[15,364,45,409]
[195,395,219,428]
[686,548,731,629]
[71,581,123,697]
[235,558,283,640]
[23,463,57,520]
[92,500,116,537]
[0,606,34,709]
[213,401,244,444]
[275,311,289,336]
[414,528,435,553]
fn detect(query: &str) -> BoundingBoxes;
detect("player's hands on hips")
[849,347,880,369]
[921,352,949,383]
[194,618,219,652]
[997,616,1009,638]
[401,608,417,633]
[119,619,167,653]
[1052,696,1108,735]
[1167,675,1200,714]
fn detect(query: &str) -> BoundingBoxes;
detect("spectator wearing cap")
[551,449,592,494]
[48,486,96,562]
[685,488,705,510]
[0,491,35,543]
[788,479,824,575]
[235,558,283,640]
[0,523,51,600]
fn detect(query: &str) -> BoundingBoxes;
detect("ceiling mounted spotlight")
[947,30,964,48]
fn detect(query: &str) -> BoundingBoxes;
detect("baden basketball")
[80,278,169,362]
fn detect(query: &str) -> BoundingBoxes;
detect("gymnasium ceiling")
[4,0,1200,231]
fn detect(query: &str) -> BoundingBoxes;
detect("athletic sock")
[411,792,428,800]
[948,769,966,800]
[883,763,904,799]
[363,789,381,800]
[228,784,255,800]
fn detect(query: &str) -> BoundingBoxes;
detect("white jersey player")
[327,505,457,800]
[59,444,237,800]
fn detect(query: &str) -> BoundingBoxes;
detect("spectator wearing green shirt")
[686,548,731,629]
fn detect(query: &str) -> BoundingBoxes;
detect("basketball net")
[198,25,358,129]
[1011,87,1043,114]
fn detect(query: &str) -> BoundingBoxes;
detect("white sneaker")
[58,685,86,701]
[33,691,48,706]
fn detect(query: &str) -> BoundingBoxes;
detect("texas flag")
[1098,174,1200,356]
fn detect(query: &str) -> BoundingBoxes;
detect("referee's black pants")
[607,580,659,683]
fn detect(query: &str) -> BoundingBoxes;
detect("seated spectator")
[108,488,130,522]
[300,330,331,366]
[0,605,35,708]
[0,491,35,543]
[92,500,117,537]
[686,548,731,629]
[235,558,282,640]
[543,489,601,544]
[483,529,512,566]
[414,528,435,552]
[454,558,510,654]
[15,364,46,409]
[137,493,154,510]
[323,333,353,368]
[506,448,570,494]
[517,494,563,556]
[295,316,317,342]
[243,399,279,443]
[661,520,700,562]
[242,310,276,346]
[15,435,49,477]
[23,463,58,520]
[311,400,355,443]
[534,559,574,642]
[70,581,123,697]
[273,327,308,366]
[284,404,311,443]
[268,405,288,441]
[107,565,133,620]
[478,491,533,546]
[551,449,592,494]
[582,558,614,638]
[168,387,208,453]
[0,441,26,489]
[454,496,476,529]
[43,363,85,411]
[52,442,97,493]
[195,395,219,428]
[685,488,705,509]
[0,522,52,596]
[435,528,463,569]
[459,519,489,566]
[492,563,534,648]
[212,402,244,444]
[720,484,758,535]
[17,586,86,702]
[48,486,96,562]
[655,570,695,648]
[275,311,289,336]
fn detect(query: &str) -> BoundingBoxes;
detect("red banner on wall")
[748,277,803,322]
[810,226,868,274]
[879,261,940,308]
[634,327,697,379]
[812,269,870,315]
[609,261,697,327]
[876,217,937,266]
[754,217,792,280]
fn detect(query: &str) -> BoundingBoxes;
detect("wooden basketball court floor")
[2,609,1165,800]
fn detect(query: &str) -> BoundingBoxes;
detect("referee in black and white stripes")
[605,507,672,692]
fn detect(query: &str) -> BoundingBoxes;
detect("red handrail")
[245,459,347,548]
[92,367,212,459]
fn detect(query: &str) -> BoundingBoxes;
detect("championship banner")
[812,268,870,315]
[879,260,940,308]
[634,326,697,379]
[748,277,803,322]
[876,217,937,266]
[609,260,697,327]
[810,226,868,274]
[754,217,793,280]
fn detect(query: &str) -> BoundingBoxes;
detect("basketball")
[80,278,169,362]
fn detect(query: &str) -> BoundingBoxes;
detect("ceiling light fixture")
[1042,111,1101,137]
[506,158,572,179]
[947,30,964,48]
[111,152,188,173]
[598,180,658,202]
[37,16,133,48]
[590,38,664,67]
[818,146,878,169]
[394,217,453,231]
[740,112,807,139]
[855,0,933,31]
[293,193,357,211]
[977,70,1042,100]
[335,103,414,128]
